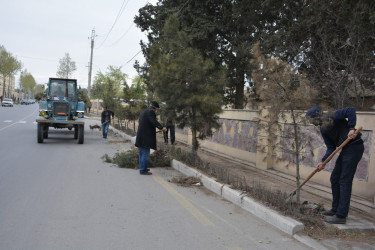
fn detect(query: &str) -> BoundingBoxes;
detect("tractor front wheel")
[78,124,84,144]
[37,123,44,143]
[43,125,49,139]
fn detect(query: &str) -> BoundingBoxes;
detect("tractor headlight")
[40,110,46,116]
[77,112,84,118]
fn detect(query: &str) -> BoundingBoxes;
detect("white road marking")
[18,121,27,123]
[0,108,38,132]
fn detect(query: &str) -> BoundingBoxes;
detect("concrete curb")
[171,159,304,236]
[241,196,304,235]
[293,234,330,250]
[107,124,133,141]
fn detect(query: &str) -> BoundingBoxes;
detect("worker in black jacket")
[135,101,167,175]
[306,106,364,224]
[101,107,114,139]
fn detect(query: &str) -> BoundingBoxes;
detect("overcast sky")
[0,0,157,88]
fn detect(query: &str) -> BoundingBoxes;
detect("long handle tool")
[284,127,362,203]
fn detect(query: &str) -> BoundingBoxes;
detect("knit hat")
[306,106,322,118]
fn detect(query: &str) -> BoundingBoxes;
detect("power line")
[122,50,143,67]
[96,0,130,49]
[104,23,134,47]
[103,0,150,47]
[121,0,190,67]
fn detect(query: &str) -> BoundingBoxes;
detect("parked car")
[21,99,29,105]
[2,98,14,107]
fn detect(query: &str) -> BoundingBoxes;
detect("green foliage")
[0,45,22,97]
[149,14,226,151]
[56,53,76,78]
[34,91,45,101]
[135,0,259,109]
[20,70,37,94]
[91,66,127,111]
[111,148,139,169]
[106,148,171,169]
[135,0,375,111]
[77,87,90,107]
[123,76,147,102]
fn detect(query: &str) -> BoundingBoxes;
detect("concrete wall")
[175,108,375,217]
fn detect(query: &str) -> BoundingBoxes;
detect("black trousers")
[330,139,364,218]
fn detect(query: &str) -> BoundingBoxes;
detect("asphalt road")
[0,104,310,250]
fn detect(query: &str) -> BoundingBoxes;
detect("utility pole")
[88,29,96,97]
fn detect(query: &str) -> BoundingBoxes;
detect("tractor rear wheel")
[74,125,78,139]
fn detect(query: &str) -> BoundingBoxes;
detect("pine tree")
[149,15,226,151]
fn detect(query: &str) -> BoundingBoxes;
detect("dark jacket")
[320,107,362,161]
[101,109,114,124]
[135,107,163,150]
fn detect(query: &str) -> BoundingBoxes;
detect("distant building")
[0,74,16,99]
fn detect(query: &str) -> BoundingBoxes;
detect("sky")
[0,0,157,89]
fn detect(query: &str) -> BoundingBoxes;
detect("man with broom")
[135,101,167,175]
[306,106,364,224]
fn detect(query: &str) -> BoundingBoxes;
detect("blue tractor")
[36,78,85,144]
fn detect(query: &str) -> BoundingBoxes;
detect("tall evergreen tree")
[149,15,226,151]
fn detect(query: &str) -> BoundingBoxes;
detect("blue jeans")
[102,122,109,138]
[138,147,150,173]
[330,140,364,218]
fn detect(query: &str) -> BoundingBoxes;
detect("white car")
[2,98,14,107]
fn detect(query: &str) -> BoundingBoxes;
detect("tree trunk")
[2,77,6,98]
[192,128,199,152]
[234,73,245,109]
[7,76,11,98]
[291,108,301,207]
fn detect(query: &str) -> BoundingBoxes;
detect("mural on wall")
[205,119,258,153]
[175,127,189,135]
[282,125,372,182]
[175,127,189,143]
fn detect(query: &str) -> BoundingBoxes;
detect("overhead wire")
[96,0,130,49]
[121,0,190,67]
[106,0,150,47]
